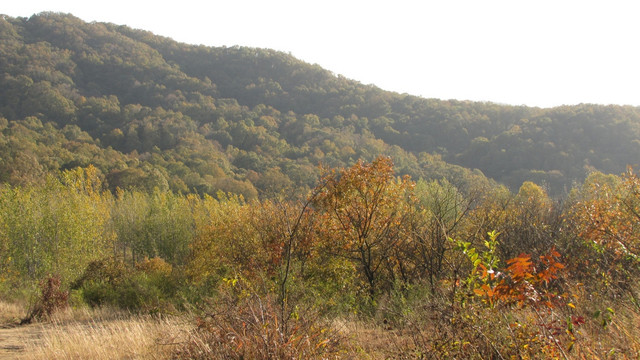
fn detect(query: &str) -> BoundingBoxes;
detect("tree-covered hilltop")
[1,12,639,196]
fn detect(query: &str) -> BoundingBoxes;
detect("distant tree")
[21,81,76,124]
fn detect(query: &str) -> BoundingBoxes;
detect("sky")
[3,1,640,108]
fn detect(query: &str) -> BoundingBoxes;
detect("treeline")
[3,159,638,300]
[0,12,639,199]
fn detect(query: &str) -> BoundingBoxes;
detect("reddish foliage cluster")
[21,274,69,324]
[493,249,566,308]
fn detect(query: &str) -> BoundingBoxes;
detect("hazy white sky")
[4,1,640,108]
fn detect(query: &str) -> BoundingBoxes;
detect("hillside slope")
[1,12,638,196]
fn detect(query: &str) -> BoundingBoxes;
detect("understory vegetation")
[2,157,640,359]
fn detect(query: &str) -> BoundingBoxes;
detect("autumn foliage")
[571,167,640,261]
[313,156,415,298]
[1,159,640,358]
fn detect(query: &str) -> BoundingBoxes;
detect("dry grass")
[324,296,640,360]
[0,303,189,360]
[329,318,406,359]
[23,316,187,359]
[571,303,640,359]
[0,299,25,324]
[3,295,640,360]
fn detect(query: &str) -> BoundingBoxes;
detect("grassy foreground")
[0,304,186,359]
[2,292,639,360]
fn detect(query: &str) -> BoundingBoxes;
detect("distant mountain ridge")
[1,12,639,196]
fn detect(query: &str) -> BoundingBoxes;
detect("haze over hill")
[4,1,640,108]
[0,12,639,197]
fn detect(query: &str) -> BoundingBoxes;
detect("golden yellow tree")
[572,168,640,260]
[313,156,414,298]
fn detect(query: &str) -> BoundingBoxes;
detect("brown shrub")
[21,275,68,324]
[174,281,342,359]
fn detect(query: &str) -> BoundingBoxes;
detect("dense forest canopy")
[0,12,639,197]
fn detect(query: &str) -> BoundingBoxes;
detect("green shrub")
[72,257,178,312]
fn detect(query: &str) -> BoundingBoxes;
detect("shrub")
[174,278,342,359]
[72,257,178,312]
[21,274,68,324]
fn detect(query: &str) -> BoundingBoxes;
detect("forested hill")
[1,12,639,197]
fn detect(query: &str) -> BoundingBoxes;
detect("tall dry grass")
[3,291,639,360]
[0,299,25,324]
[17,306,189,360]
